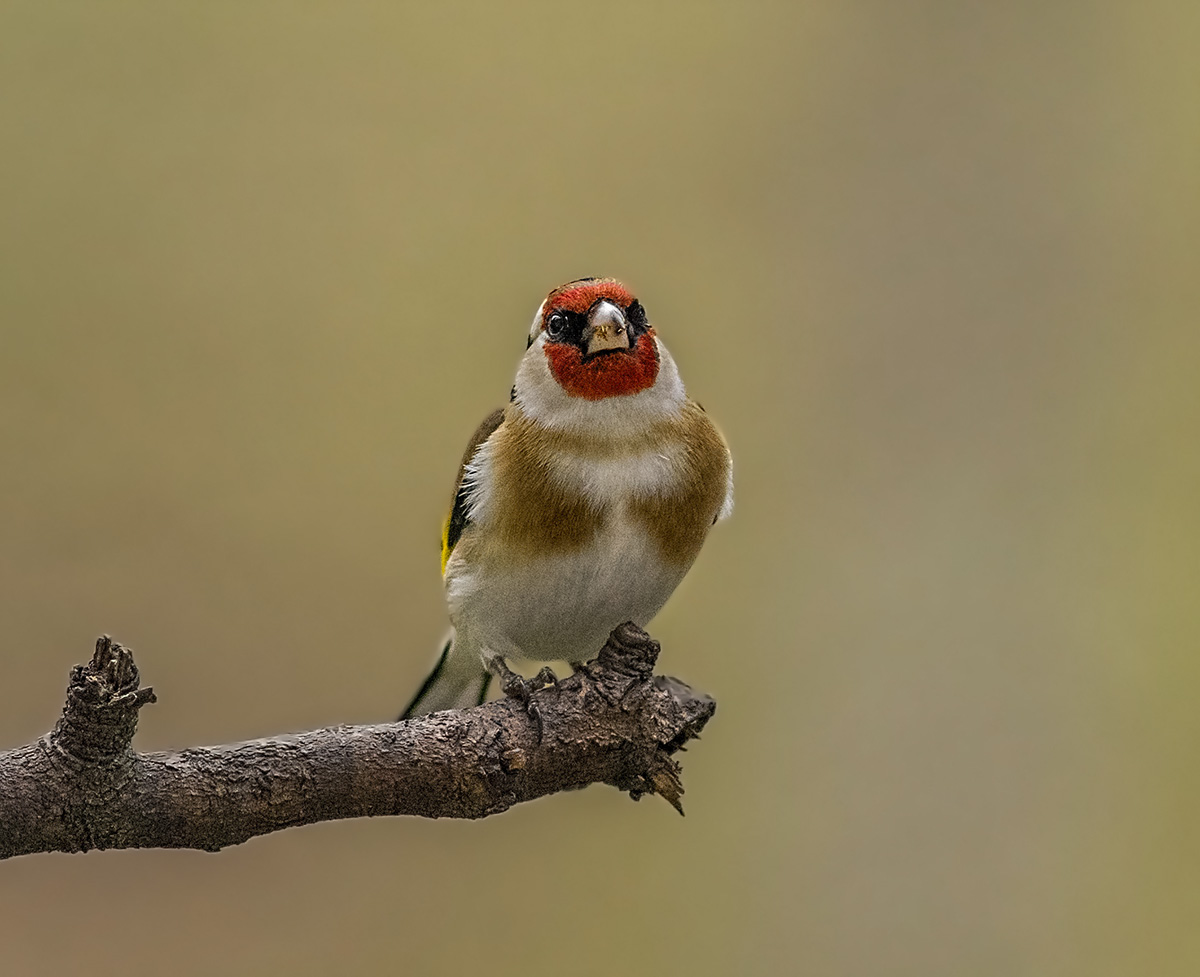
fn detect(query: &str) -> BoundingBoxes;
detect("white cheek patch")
[512,334,560,418]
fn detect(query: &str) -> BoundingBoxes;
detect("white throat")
[512,335,687,438]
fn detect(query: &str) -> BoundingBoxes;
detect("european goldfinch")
[400,278,733,718]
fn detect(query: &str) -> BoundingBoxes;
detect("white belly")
[444,505,684,663]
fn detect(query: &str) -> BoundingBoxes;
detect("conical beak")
[583,300,630,356]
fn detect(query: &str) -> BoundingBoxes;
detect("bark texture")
[0,624,715,859]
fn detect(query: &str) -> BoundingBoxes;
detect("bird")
[399,277,733,719]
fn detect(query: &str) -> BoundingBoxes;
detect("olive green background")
[2,3,1197,975]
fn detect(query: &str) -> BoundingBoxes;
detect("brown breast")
[628,402,730,569]
[484,402,730,570]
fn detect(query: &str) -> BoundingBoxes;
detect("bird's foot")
[487,658,559,741]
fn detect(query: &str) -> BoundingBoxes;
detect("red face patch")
[541,279,636,319]
[544,332,660,400]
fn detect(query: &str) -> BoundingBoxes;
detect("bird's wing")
[441,408,505,573]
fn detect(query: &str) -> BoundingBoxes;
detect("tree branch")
[0,624,715,859]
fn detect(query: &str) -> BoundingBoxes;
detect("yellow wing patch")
[440,511,453,576]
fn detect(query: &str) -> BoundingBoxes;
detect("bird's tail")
[398,631,491,719]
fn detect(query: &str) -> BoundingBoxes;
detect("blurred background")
[1,2,1197,975]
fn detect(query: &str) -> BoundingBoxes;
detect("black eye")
[544,312,567,340]
[626,300,648,334]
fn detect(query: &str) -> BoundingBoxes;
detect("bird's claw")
[489,658,560,742]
